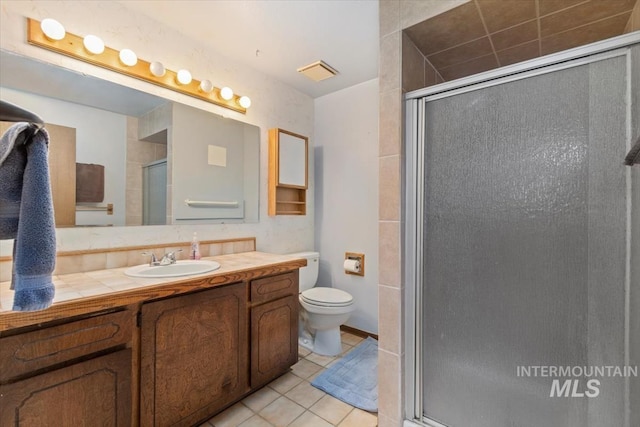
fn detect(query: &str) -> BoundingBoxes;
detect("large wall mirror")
[0,50,260,228]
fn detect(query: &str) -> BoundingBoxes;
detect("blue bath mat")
[311,337,378,412]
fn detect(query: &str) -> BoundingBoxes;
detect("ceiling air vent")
[297,60,338,82]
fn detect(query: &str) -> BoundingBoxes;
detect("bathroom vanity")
[0,251,304,427]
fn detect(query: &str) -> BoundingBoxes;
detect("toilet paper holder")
[345,252,365,276]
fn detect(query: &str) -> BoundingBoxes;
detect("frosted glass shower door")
[420,54,630,427]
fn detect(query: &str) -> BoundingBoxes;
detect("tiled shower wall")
[379,1,640,426]
[377,2,468,427]
[628,0,640,31]
[125,116,168,226]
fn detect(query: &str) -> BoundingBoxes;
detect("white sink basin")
[124,260,221,278]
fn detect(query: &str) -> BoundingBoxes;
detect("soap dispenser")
[190,232,201,260]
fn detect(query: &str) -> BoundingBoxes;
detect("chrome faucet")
[142,249,182,266]
[159,249,182,266]
[142,251,160,266]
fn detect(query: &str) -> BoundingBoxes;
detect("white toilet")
[291,252,354,356]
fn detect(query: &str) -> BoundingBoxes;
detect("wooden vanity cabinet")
[0,309,134,426]
[139,271,299,426]
[139,282,249,427]
[250,271,299,388]
[0,266,301,426]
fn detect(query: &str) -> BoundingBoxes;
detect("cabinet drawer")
[0,349,132,426]
[250,271,298,304]
[0,310,133,382]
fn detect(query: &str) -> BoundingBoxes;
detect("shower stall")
[404,34,640,427]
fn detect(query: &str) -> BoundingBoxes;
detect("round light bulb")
[239,96,252,109]
[176,69,192,85]
[199,79,214,93]
[119,49,138,66]
[83,35,105,54]
[41,18,65,41]
[149,61,166,77]
[220,86,234,101]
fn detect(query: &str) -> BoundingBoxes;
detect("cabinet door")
[140,283,249,427]
[251,295,298,387]
[0,349,132,426]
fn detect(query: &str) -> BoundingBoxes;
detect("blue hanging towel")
[0,122,56,311]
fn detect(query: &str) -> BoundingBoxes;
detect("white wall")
[314,78,379,334]
[0,0,314,255]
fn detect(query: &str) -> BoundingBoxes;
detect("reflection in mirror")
[277,130,308,188]
[0,50,259,227]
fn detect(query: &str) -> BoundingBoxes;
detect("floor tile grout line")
[208,335,375,426]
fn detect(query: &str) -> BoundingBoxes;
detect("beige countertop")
[0,251,306,333]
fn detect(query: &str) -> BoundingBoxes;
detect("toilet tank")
[289,251,319,292]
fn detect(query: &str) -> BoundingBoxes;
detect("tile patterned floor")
[201,332,378,427]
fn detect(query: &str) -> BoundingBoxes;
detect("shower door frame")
[403,31,640,427]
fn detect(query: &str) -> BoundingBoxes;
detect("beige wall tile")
[379,88,402,157]
[377,413,402,427]
[154,142,167,160]
[425,58,437,87]
[379,155,401,221]
[233,239,256,253]
[490,19,538,51]
[379,221,401,287]
[126,116,138,140]
[378,350,402,421]
[0,260,12,282]
[401,0,471,29]
[126,162,143,191]
[541,13,631,55]
[496,40,540,67]
[426,36,493,69]
[476,0,537,33]
[404,1,484,55]
[81,253,107,272]
[540,0,635,38]
[380,32,402,93]
[53,255,83,275]
[625,0,640,32]
[380,0,401,37]
[209,243,223,256]
[402,33,426,92]
[438,53,499,81]
[106,251,129,269]
[379,285,402,354]
[127,140,158,164]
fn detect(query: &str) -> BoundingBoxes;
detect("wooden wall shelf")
[268,128,308,216]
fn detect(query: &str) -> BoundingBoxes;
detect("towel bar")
[75,203,113,215]
[184,199,239,208]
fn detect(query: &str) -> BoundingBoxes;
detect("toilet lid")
[301,288,353,306]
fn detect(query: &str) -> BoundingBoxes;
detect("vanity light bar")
[26,18,249,114]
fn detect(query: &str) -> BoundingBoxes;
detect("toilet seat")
[301,288,353,307]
